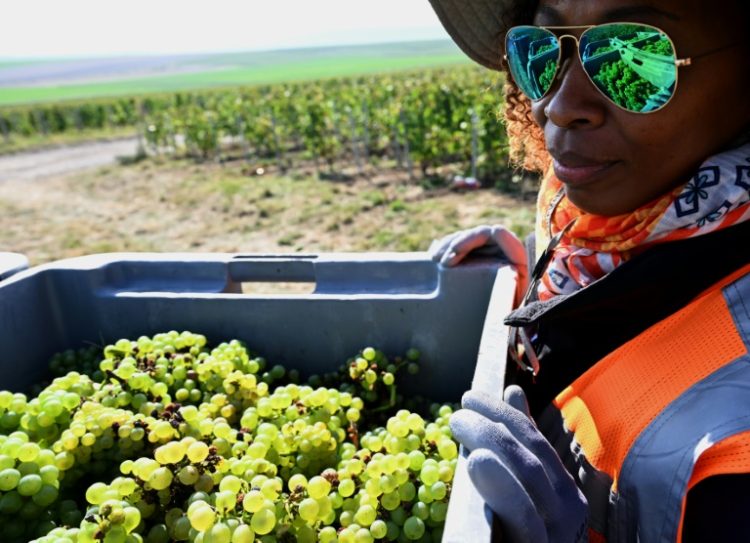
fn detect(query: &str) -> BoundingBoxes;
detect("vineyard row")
[0,66,515,181]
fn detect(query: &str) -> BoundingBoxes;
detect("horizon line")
[0,37,455,64]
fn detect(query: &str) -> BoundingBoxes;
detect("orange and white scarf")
[536,142,750,301]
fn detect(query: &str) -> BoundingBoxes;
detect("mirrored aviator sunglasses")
[505,22,687,114]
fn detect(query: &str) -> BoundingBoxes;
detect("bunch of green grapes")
[0,331,459,543]
[48,346,103,381]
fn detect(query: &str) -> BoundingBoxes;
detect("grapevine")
[0,66,509,182]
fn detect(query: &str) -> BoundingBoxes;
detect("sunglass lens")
[506,26,560,100]
[580,23,677,112]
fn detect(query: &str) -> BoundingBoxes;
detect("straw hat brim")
[428,0,517,71]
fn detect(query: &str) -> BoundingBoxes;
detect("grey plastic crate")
[0,251,513,542]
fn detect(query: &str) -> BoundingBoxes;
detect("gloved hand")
[450,387,588,543]
[428,225,529,304]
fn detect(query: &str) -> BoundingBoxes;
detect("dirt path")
[0,156,535,267]
[0,138,139,182]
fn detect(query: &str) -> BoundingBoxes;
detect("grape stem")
[368,385,397,414]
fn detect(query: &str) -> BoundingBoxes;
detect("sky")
[0,0,450,60]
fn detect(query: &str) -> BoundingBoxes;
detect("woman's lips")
[552,157,619,186]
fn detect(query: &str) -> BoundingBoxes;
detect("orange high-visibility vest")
[537,263,750,542]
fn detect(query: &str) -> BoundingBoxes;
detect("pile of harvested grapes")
[0,331,458,542]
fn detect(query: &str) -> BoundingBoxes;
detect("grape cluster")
[48,347,104,381]
[0,331,458,542]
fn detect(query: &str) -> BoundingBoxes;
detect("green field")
[0,41,470,106]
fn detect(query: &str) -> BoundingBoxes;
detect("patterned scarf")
[536,141,750,301]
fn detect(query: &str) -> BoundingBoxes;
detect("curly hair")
[498,0,550,173]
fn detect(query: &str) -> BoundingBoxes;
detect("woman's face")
[530,0,750,216]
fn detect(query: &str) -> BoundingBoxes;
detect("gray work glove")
[450,387,589,543]
[428,225,529,304]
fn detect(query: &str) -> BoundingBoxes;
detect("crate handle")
[228,254,318,283]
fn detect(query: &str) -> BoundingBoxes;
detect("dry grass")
[0,156,536,267]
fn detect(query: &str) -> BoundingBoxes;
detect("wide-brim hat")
[428,0,526,72]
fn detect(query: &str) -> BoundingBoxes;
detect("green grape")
[412,502,430,521]
[355,504,377,526]
[148,467,173,490]
[430,502,448,523]
[18,442,40,462]
[0,468,21,490]
[419,465,440,486]
[417,484,434,504]
[288,473,308,491]
[231,524,255,543]
[437,439,458,460]
[371,519,388,539]
[260,478,279,500]
[123,506,141,532]
[242,490,265,513]
[307,475,331,499]
[403,517,426,540]
[31,483,59,506]
[0,491,22,515]
[386,521,401,541]
[188,504,216,531]
[430,481,447,500]
[339,477,356,497]
[178,465,200,485]
[219,475,243,493]
[399,482,417,502]
[215,490,236,513]
[318,526,338,543]
[250,508,276,535]
[381,490,401,511]
[145,524,169,543]
[362,348,377,361]
[408,451,426,471]
[206,522,231,543]
[298,497,320,522]
[17,473,43,496]
[355,527,375,543]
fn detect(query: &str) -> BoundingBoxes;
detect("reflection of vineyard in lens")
[538,60,557,94]
[586,30,676,112]
[506,27,559,100]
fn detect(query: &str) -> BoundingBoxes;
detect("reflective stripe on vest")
[538,265,750,542]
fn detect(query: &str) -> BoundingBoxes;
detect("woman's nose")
[539,52,608,129]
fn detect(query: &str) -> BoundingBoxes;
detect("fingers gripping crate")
[0,251,515,541]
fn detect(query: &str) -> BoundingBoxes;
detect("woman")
[427,0,750,541]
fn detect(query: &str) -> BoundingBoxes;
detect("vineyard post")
[331,102,345,172]
[348,109,364,175]
[361,99,370,164]
[210,115,222,164]
[104,104,113,130]
[236,115,251,163]
[270,110,286,172]
[471,109,479,181]
[74,107,83,132]
[399,110,414,181]
[32,110,49,138]
[136,100,148,156]
[391,125,403,169]
[0,116,9,144]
